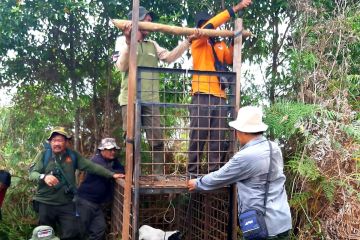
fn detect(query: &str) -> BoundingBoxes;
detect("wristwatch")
[39,174,46,180]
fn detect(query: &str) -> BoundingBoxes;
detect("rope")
[163,198,176,223]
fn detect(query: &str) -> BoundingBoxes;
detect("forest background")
[0,0,359,239]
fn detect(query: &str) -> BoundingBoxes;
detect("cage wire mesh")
[135,67,236,184]
[111,67,238,239]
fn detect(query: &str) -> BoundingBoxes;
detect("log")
[112,19,252,38]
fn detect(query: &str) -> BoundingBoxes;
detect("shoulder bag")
[238,141,274,239]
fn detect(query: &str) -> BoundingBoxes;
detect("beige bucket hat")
[229,106,268,133]
[98,138,120,150]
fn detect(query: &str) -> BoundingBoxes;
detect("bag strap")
[209,41,222,67]
[54,159,78,194]
[263,140,274,215]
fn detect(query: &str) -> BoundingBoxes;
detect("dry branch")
[112,19,252,38]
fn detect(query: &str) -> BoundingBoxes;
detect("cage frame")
[118,2,244,239]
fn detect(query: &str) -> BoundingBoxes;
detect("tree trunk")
[102,2,112,137]
[69,11,79,151]
[91,70,99,151]
[269,0,280,104]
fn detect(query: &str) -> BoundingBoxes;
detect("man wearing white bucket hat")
[188,106,292,239]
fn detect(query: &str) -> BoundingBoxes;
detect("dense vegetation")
[0,0,359,239]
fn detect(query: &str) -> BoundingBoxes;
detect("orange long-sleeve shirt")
[191,8,235,98]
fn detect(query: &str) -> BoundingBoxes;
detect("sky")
[0,87,15,107]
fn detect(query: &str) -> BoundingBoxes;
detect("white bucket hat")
[98,138,120,150]
[29,226,60,240]
[229,106,268,133]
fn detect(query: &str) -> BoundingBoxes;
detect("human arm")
[114,22,143,72]
[200,0,252,31]
[113,159,125,174]
[187,152,253,191]
[29,151,60,187]
[29,151,45,181]
[77,153,118,179]
[152,29,200,63]
[115,44,130,72]
[233,0,252,13]
[111,158,125,178]
[152,40,190,63]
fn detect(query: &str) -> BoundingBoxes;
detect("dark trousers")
[122,105,165,175]
[266,230,290,240]
[38,202,80,240]
[77,197,106,240]
[188,94,227,174]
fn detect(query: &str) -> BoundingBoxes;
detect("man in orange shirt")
[188,0,252,175]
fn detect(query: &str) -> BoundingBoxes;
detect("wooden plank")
[232,18,243,240]
[112,19,252,38]
[121,1,139,240]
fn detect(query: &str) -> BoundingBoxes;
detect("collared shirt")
[196,136,292,236]
[115,39,191,106]
[115,39,191,72]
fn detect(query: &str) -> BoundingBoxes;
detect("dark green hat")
[127,6,155,21]
[47,127,72,140]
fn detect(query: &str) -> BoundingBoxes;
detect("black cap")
[127,6,155,21]
[0,170,11,187]
[194,11,211,27]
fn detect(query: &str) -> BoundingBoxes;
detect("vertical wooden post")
[233,19,242,111]
[231,18,243,240]
[122,1,139,239]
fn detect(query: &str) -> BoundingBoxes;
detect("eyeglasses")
[106,148,117,152]
[51,138,65,143]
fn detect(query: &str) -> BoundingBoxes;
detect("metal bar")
[132,101,142,240]
[138,66,236,76]
[122,0,139,239]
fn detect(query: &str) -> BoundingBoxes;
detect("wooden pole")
[112,19,252,38]
[233,19,242,111]
[121,1,139,240]
[231,18,243,240]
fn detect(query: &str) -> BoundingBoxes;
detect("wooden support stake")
[121,1,139,240]
[112,19,252,38]
[231,18,243,240]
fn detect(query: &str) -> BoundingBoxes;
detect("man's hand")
[233,0,252,12]
[187,179,197,191]
[123,22,142,45]
[44,175,59,187]
[187,28,203,43]
[113,173,125,179]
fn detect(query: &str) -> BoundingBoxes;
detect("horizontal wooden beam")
[112,19,252,38]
